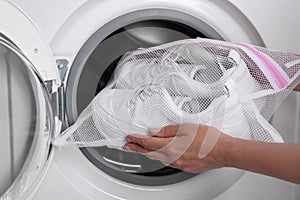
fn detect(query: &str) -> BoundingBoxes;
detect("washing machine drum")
[66,20,206,185]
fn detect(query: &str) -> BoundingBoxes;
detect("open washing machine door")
[0,1,61,199]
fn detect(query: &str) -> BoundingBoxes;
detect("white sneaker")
[172,42,258,97]
[111,44,257,99]
[54,83,251,148]
[227,49,259,95]
[110,44,239,97]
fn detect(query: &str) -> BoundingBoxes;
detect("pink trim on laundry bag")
[237,43,288,90]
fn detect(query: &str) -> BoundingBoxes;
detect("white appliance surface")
[1,0,299,199]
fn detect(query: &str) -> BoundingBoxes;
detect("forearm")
[218,136,300,184]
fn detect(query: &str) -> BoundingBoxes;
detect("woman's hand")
[124,123,229,173]
[124,123,300,184]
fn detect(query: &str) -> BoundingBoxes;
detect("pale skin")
[124,83,300,184]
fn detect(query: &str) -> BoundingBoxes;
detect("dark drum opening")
[75,20,206,186]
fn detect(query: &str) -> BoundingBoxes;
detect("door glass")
[0,36,53,198]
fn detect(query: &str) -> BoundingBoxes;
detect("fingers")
[152,123,201,137]
[150,125,180,137]
[124,143,167,161]
[124,143,151,154]
[126,134,172,150]
[125,134,188,166]
[123,124,223,174]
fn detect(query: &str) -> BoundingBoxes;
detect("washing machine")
[0,0,299,199]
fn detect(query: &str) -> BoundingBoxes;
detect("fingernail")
[150,128,161,135]
[125,137,131,143]
[123,145,131,151]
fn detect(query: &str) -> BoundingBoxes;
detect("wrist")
[212,133,236,168]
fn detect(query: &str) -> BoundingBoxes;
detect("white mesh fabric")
[53,38,300,149]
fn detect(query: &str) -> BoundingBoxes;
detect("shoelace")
[127,84,163,118]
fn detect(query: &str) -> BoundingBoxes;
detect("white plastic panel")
[213,171,300,200]
[49,0,264,65]
[10,0,87,44]
[0,0,59,85]
[34,147,245,200]
[228,0,300,53]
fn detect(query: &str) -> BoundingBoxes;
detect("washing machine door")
[0,1,60,199]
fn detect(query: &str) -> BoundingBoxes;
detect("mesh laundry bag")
[53,38,300,149]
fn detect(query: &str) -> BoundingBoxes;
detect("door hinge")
[48,59,69,125]
[56,59,69,84]
[51,85,65,122]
